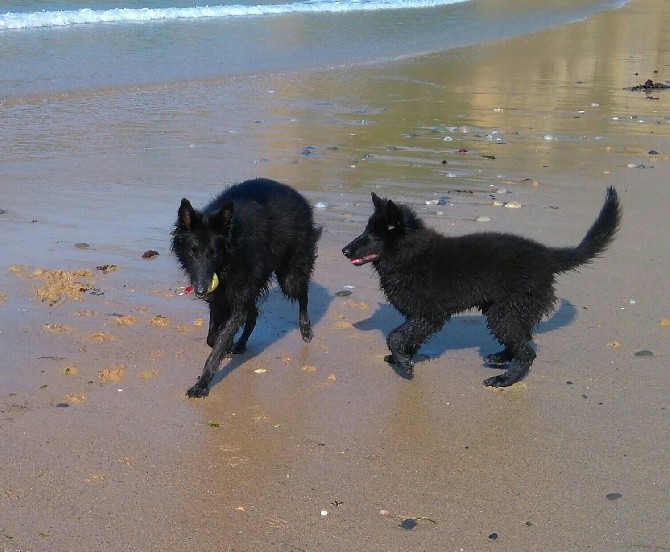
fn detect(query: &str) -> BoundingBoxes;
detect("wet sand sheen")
[1,0,670,549]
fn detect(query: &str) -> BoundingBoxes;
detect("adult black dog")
[172,178,322,398]
[342,187,621,387]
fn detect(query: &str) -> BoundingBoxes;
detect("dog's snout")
[342,245,352,258]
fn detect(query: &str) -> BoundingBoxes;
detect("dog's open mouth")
[350,253,380,266]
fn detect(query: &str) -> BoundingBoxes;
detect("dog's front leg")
[385,316,444,378]
[207,302,230,348]
[187,311,245,398]
[231,304,258,354]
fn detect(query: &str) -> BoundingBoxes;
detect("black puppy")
[342,187,621,387]
[172,178,322,398]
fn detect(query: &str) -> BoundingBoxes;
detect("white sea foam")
[0,0,470,30]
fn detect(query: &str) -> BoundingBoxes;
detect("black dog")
[342,187,621,387]
[172,178,322,398]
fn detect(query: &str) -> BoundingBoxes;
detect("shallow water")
[2,0,626,97]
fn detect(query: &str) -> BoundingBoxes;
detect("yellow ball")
[207,273,219,294]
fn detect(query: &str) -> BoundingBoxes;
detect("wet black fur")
[342,187,621,387]
[172,178,322,398]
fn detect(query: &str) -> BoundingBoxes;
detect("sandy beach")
[2,0,670,549]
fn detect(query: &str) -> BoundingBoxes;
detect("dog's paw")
[300,328,313,343]
[186,383,209,398]
[484,349,514,367]
[483,374,512,387]
[483,368,528,387]
[386,355,414,379]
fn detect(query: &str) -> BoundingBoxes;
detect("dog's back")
[215,179,320,270]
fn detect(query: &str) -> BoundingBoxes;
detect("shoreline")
[1,0,670,549]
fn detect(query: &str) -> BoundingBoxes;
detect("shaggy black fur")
[172,178,322,398]
[342,187,622,387]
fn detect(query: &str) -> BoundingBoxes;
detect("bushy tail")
[553,186,622,273]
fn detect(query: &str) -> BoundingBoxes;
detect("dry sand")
[1,0,670,549]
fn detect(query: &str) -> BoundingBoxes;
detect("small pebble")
[321,510,328,516]
[56,402,70,408]
[634,350,653,357]
[489,532,499,540]
[313,202,329,210]
[543,135,554,140]
[476,216,491,222]
[401,518,417,530]
[335,290,352,297]
[606,492,622,501]
[75,242,90,249]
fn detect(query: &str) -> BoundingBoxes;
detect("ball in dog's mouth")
[195,273,219,298]
[350,253,380,266]
[206,273,219,293]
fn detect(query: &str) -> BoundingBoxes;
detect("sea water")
[1,0,628,98]
[1,0,632,221]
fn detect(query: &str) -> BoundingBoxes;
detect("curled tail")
[553,186,622,273]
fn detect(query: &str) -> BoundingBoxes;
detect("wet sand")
[2,0,670,549]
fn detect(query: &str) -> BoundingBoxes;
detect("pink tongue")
[351,254,378,265]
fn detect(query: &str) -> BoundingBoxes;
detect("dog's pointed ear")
[386,200,405,232]
[210,200,234,235]
[177,198,197,230]
[371,192,384,211]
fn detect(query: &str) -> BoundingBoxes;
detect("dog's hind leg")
[483,301,539,387]
[277,269,313,342]
[484,347,515,367]
[231,304,258,354]
[483,343,536,387]
[385,316,445,378]
[187,311,245,398]
[297,292,313,342]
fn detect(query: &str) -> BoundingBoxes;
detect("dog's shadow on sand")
[204,282,333,391]
[353,299,579,374]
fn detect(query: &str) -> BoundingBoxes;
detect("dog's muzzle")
[195,273,219,298]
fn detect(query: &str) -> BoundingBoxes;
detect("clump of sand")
[113,314,138,326]
[138,369,160,379]
[98,364,125,382]
[10,265,95,306]
[63,393,86,403]
[150,315,169,328]
[89,331,115,342]
[44,323,75,332]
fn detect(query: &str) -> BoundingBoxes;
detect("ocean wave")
[0,0,469,30]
